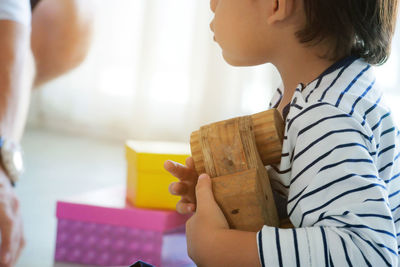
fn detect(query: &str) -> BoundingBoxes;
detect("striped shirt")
[258,56,400,266]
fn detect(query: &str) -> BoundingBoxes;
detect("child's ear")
[267,0,295,25]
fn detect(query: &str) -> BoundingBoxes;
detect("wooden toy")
[190,109,289,231]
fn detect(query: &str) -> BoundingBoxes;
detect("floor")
[15,127,127,267]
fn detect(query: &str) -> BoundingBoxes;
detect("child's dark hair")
[296,0,399,65]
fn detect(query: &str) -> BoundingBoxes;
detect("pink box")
[54,186,193,266]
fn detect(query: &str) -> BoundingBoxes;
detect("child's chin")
[222,53,265,67]
[222,55,247,66]
[223,57,262,67]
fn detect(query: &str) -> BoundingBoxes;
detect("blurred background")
[14,0,400,266]
[26,0,400,141]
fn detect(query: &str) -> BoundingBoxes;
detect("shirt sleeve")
[257,103,398,266]
[0,0,31,26]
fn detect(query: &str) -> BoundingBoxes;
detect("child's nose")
[210,20,214,32]
[210,0,217,13]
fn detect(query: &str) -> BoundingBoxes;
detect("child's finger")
[185,157,196,170]
[176,201,196,214]
[164,160,197,181]
[169,182,188,196]
[194,174,215,212]
[194,174,229,228]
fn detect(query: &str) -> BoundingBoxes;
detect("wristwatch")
[0,137,24,185]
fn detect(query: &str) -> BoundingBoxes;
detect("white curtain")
[375,13,400,111]
[27,0,399,143]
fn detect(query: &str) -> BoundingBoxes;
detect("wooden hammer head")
[190,109,284,176]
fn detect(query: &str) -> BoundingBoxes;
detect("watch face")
[1,140,24,182]
[12,149,24,173]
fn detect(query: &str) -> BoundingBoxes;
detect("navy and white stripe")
[259,57,400,266]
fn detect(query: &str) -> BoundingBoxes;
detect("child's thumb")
[195,174,215,211]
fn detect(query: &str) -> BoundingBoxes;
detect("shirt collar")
[269,55,364,120]
[311,55,359,90]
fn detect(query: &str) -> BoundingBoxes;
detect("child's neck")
[272,42,336,115]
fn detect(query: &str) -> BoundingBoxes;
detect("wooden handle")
[190,109,284,176]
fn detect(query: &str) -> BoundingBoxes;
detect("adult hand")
[0,168,24,267]
[164,157,198,214]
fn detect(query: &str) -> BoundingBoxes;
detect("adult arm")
[0,20,34,140]
[31,0,94,87]
[0,18,34,266]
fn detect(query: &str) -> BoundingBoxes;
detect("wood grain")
[193,113,281,231]
[191,109,284,176]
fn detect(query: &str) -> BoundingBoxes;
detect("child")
[165,0,400,266]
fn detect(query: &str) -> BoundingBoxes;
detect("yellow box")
[125,140,190,210]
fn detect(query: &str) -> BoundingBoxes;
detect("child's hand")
[185,174,229,265]
[184,174,260,266]
[164,157,198,214]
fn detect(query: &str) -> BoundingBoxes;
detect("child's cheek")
[213,19,240,52]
